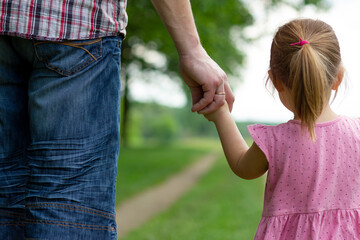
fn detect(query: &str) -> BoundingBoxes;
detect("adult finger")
[191,88,215,112]
[197,94,226,114]
[197,84,226,114]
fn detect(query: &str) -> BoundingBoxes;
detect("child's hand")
[203,102,230,122]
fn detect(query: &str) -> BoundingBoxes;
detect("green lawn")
[121,154,265,240]
[116,139,220,205]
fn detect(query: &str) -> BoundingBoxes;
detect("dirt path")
[116,153,217,239]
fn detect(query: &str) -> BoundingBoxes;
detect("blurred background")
[116,0,360,239]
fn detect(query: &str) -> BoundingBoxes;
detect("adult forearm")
[150,0,201,55]
[151,0,233,114]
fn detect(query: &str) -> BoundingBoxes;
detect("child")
[204,18,360,239]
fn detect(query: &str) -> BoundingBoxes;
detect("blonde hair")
[270,19,342,140]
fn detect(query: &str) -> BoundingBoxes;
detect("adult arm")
[150,0,234,114]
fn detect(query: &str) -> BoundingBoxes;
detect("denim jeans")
[0,36,121,239]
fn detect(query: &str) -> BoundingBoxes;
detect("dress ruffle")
[255,209,360,240]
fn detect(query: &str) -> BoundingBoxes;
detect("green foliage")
[126,102,217,146]
[189,0,253,74]
[125,0,253,77]
[268,0,329,10]
[146,111,179,143]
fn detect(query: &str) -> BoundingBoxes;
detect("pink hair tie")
[290,38,309,46]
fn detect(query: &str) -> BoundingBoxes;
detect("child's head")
[269,18,343,140]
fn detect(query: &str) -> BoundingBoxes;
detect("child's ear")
[268,70,284,92]
[332,66,344,90]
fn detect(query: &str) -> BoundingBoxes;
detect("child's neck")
[316,105,338,122]
[293,104,338,123]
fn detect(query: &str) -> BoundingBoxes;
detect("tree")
[120,0,326,146]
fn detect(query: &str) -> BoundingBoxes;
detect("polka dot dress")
[248,116,360,239]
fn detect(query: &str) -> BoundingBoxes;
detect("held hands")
[179,46,234,114]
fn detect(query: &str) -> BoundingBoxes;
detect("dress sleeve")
[248,124,271,163]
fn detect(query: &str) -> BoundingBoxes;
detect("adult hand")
[179,46,234,114]
[150,0,234,113]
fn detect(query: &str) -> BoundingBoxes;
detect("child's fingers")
[224,82,234,112]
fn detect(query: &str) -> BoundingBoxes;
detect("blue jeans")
[0,36,121,239]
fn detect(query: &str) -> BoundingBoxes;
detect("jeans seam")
[23,219,115,231]
[33,38,101,46]
[26,202,115,220]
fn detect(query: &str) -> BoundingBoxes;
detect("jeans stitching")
[33,38,101,47]
[26,203,115,219]
[56,39,102,61]
[45,41,101,75]
[23,219,115,231]
[33,38,102,76]
[24,218,115,229]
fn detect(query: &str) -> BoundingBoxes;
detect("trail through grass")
[122,155,265,240]
[116,139,220,205]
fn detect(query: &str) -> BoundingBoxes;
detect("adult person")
[0,0,234,239]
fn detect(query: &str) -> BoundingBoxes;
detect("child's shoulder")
[249,116,360,130]
[340,115,360,123]
[248,116,360,141]
[337,115,360,130]
[248,120,297,133]
[247,121,298,160]
[247,121,297,145]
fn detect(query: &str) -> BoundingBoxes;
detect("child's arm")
[205,104,268,179]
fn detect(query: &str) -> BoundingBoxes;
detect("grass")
[121,154,265,240]
[115,139,220,205]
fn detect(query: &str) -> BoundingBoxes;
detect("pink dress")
[248,116,360,239]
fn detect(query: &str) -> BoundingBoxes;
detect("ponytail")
[270,19,342,141]
[290,44,328,141]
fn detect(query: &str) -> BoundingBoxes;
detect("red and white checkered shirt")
[0,0,128,41]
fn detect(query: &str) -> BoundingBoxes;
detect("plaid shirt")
[0,0,128,41]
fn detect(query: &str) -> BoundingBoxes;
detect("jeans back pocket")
[34,38,102,76]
